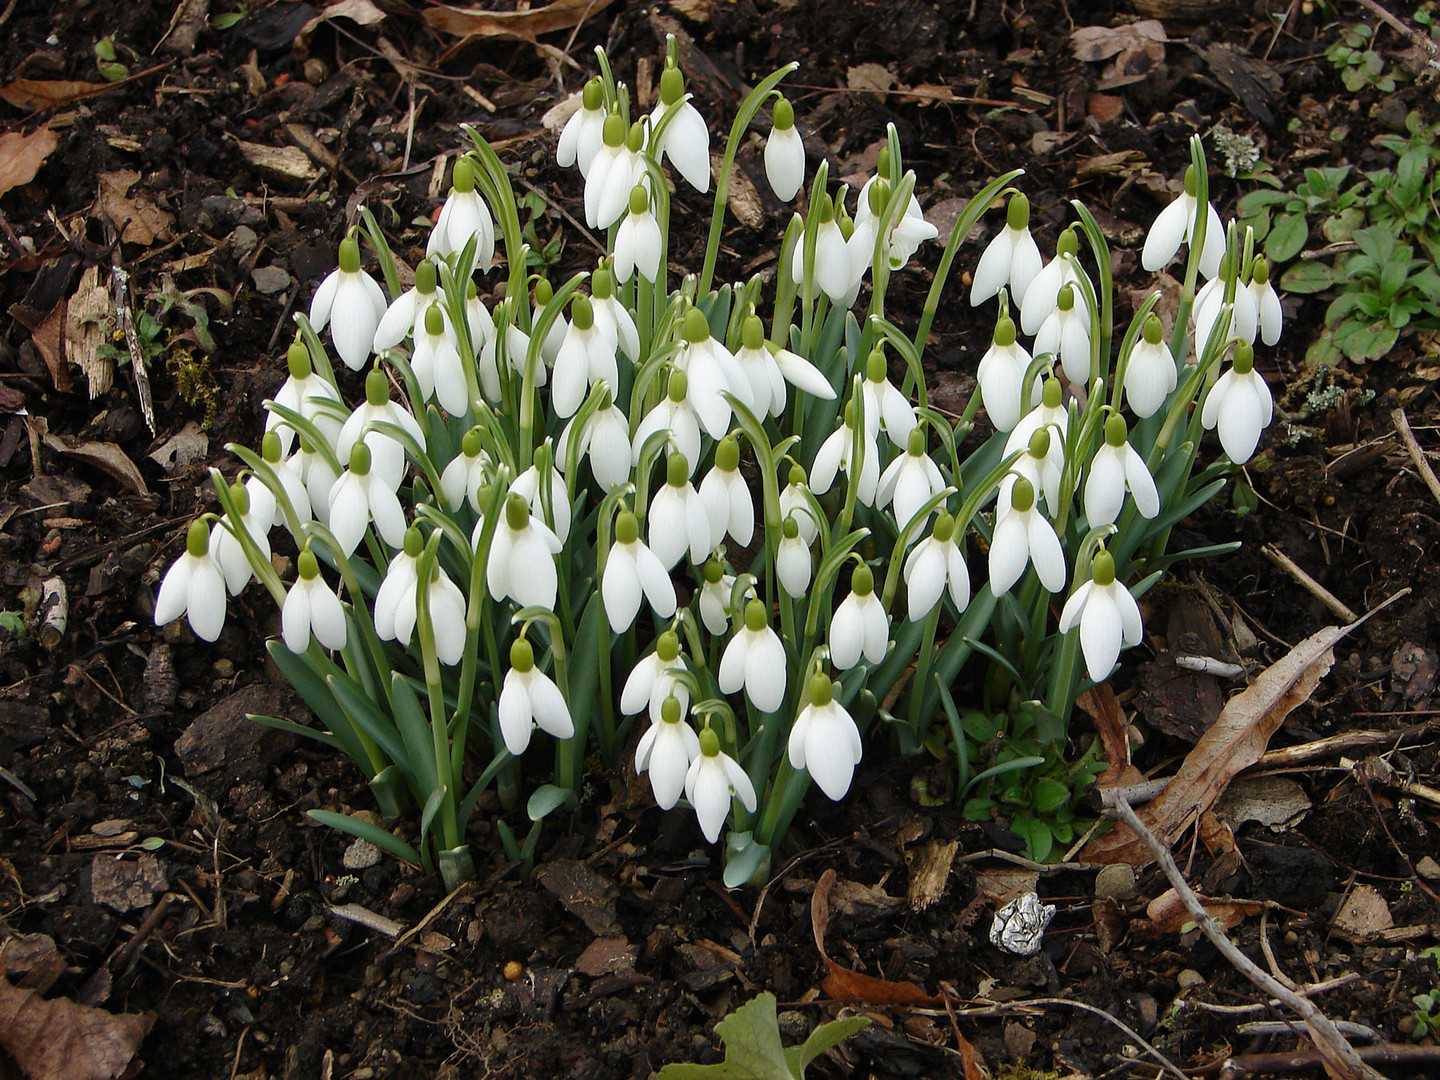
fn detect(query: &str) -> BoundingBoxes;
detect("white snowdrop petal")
[747,632,788,713]
[764,125,804,203]
[498,679,534,755]
[904,542,945,622]
[621,658,656,715]
[829,599,864,670]
[988,514,1029,596]
[1080,592,1124,683]
[1026,514,1067,593]
[602,548,642,634]
[281,587,312,654]
[1084,448,1126,527]
[1123,446,1161,519]
[186,560,228,642]
[718,634,749,694]
[861,597,889,664]
[428,584,467,666]
[635,544,677,618]
[309,270,340,330]
[970,230,1014,306]
[787,709,812,769]
[721,754,758,813]
[1058,580,1093,634]
[1142,196,1190,272]
[945,545,971,611]
[308,585,348,651]
[529,673,575,739]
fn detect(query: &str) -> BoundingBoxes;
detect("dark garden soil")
[0,1,1439,1077]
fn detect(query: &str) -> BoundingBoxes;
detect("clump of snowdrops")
[153,38,1280,886]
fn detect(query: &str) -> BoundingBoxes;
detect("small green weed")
[656,992,867,1079]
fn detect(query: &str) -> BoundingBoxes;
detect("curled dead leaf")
[0,125,58,199]
[0,80,112,111]
[1143,887,1261,936]
[811,869,936,1005]
[424,0,617,42]
[0,976,152,1080]
[97,171,174,247]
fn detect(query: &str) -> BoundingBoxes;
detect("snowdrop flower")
[775,516,813,599]
[976,314,1033,433]
[635,695,701,810]
[336,368,426,492]
[478,306,539,403]
[1007,377,1068,458]
[282,547,347,654]
[790,190,853,305]
[298,436,340,526]
[428,157,496,269]
[632,370,702,476]
[734,315,836,418]
[586,116,644,230]
[885,194,939,271]
[373,257,442,354]
[853,165,939,272]
[510,457,570,543]
[1122,314,1177,420]
[719,599,788,713]
[410,303,469,416]
[1032,283,1092,386]
[557,78,607,176]
[267,341,342,457]
[788,673,863,800]
[499,638,574,755]
[557,386,631,490]
[860,348,916,443]
[614,184,663,283]
[1084,414,1160,526]
[488,493,563,609]
[372,531,421,643]
[971,193,1043,308]
[648,453,714,569]
[830,564,888,670]
[531,278,568,367]
[1193,259,1258,356]
[309,236,386,371]
[440,428,491,514]
[589,267,640,365]
[811,400,880,506]
[328,442,407,556]
[685,727,757,844]
[154,519,227,642]
[603,510,677,633]
[551,294,619,419]
[764,94,805,202]
[878,426,946,532]
[698,560,736,636]
[622,630,690,724]
[1141,164,1224,279]
[989,477,1066,595]
[903,511,970,621]
[997,428,1062,523]
[1248,256,1283,346]
[675,309,749,439]
[648,60,710,193]
[779,465,821,545]
[210,479,275,595]
[1020,228,1089,337]
[699,437,754,549]
[260,431,313,526]
[1058,549,1143,684]
[1200,342,1272,465]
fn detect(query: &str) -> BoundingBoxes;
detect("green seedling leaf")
[657,992,791,1080]
[308,810,421,865]
[527,783,571,822]
[1278,261,1335,293]
[790,1016,870,1075]
[1263,213,1307,262]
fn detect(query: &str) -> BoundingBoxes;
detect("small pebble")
[1177,969,1205,990]
[342,838,382,870]
[1094,864,1137,902]
[503,961,523,982]
[1416,855,1440,881]
[252,265,292,295]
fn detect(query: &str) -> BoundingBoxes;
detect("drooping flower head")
[557,77,607,176]
[788,672,863,800]
[603,510,678,634]
[648,59,711,193]
[635,695,701,810]
[764,94,805,203]
[614,184,663,284]
[648,452,715,569]
[622,629,691,724]
[309,235,386,372]
[684,726,757,844]
[976,313,1033,433]
[1200,341,1272,465]
[1020,226,1090,336]
[1141,164,1224,279]
[328,440,407,557]
[1084,413,1160,527]
[971,192,1043,308]
[699,436,755,549]
[1248,255,1283,347]
[267,340,341,457]
[282,546,347,654]
[210,479,273,596]
[830,563,888,670]
[903,510,970,622]
[989,477,1066,596]
[718,599,788,713]
[1032,283,1092,387]
[1122,313,1177,420]
[499,637,574,755]
[1058,548,1144,684]
[154,519,227,642]
[487,492,562,609]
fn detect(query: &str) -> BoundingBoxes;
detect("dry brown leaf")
[299,0,387,43]
[1143,887,1261,935]
[846,63,895,94]
[97,171,174,246]
[424,0,617,41]
[1082,622,1351,867]
[811,869,936,1005]
[33,421,148,496]
[1077,685,1144,789]
[0,976,152,1080]
[724,155,763,227]
[0,125,58,199]
[0,80,112,110]
[234,141,319,183]
[65,265,111,398]
[1071,20,1167,89]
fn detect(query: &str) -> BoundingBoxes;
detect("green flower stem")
[208,470,286,607]
[414,532,461,856]
[520,272,586,465]
[1168,136,1210,366]
[753,756,809,855]
[335,638,393,779]
[226,442,307,543]
[358,208,402,301]
[463,132,528,314]
[1070,199,1115,381]
[697,63,798,297]
[292,313,339,387]
[906,603,942,733]
[771,214,803,350]
[837,374,865,538]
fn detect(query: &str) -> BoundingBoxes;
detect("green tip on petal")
[657,629,681,660]
[1143,313,1164,346]
[510,637,534,672]
[626,122,645,153]
[629,184,650,217]
[1251,256,1270,285]
[1104,412,1128,448]
[716,436,740,472]
[505,492,530,530]
[772,95,794,131]
[866,348,887,383]
[807,671,833,707]
[699,726,720,757]
[582,78,604,111]
[788,463,806,487]
[814,190,834,224]
[851,563,874,596]
[451,156,475,194]
[262,430,282,463]
[423,303,445,337]
[994,316,1016,348]
[843,398,856,428]
[1091,549,1116,587]
[867,178,890,217]
[1233,341,1254,374]
[462,427,484,458]
[742,315,764,351]
[659,64,684,105]
[230,481,250,516]
[297,548,320,580]
[1010,476,1035,512]
[744,599,767,632]
[615,510,639,545]
[666,452,689,488]
[661,695,682,724]
[667,368,689,402]
[592,266,614,300]
[876,146,892,181]
[1042,377,1062,409]
[349,441,372,475]
[402,527,424,557]
[683,308,710,344]
[185,518,210,557]
[1057,228,1079,258]
[1028,428,1050,459]
[534,277,554,305]
[338,236,361,274]
[703,560,724,585]
[286,341,311,379]
[782,515,800,539]
[365,368,390,406]
[602,112,625,147]
[906,426,926,457]
[1057,282,1075,312]
[1006,193,1030,231]
[933,511,955,543]
[1183,164,1199,197]
[570,294,594,330]
[415,258,438,295]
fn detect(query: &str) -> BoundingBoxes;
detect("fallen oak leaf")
[1142,886,1262,936]
[424,0,617,42]
[0,976,152,1080]
[0,124,58,198]
[0,80,112,111]
[97,171,174,247]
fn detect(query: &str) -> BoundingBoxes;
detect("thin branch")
[1391,408,1440,509]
